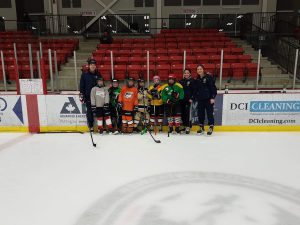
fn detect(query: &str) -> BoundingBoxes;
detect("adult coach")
[79,59,102,131]
[192,64,217,135]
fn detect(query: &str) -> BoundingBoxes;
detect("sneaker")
[207,126,214,136]
[197,126,205,135]
[185,127,190,134]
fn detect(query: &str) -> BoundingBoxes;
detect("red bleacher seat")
[216,63,232,78]
[141,64,156,79]
[156,64,170,80]
[224,55,238,63]
[238,55,252,63]
[156,56,169,64]
[115,57,128,65]
[197,55,210,64]
[114,65,127,80]
[127,64,142,79]
[246,63,258,78]
[231,47,244,55]
[171,64,184,77]
[231,63,246,78]
[169,55,182,64]
[98,64,111,80]
[202,64,216,75]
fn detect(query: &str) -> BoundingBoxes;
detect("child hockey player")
[161,74,184,134]
[134,79,150,133]
[118,77,138,134]
[108,79,121,134]
[147,75,164,133]
[90,77,113,134]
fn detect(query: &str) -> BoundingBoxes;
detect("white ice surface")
[0,132,300,225]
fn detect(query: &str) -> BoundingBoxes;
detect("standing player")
[118,77,138,134]
[90,77,112,134]
[179,69,194,134]
[79,59,102,131]
[134,79,150,133]
[192,64,217,135]
[161,74,184,134]
[108,79,121,134]
[147,76,164,133]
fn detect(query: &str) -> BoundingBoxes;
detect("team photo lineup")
[80,58,217,136]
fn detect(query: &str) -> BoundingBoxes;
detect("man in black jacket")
[79,59,102,131]
[179,69,194,134]
[192,65,217,135]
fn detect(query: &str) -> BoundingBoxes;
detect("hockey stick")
[89,129,97,147]
[147,127,161,143]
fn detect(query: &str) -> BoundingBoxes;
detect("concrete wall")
[0,0,17,30]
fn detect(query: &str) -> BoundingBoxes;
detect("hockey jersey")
[119,86,138,111]
[90,85,109,107]
[147,84,163,106]
[137,88,150,112]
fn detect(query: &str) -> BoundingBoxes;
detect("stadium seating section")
[0,31,79,80]
[91,29,258,81]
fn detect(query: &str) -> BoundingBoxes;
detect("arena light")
[73,31,79,34]
[191,14,197,18]
[101,16,106,20]
[144,15,150,20]
[219,29,223,32]
[32,26,37,30]
[145,24,149,27]
[237,15,243,19]
[226,22,233,26]
[145,30,150,33]
[2,16,5,20]
[67,25,71,29]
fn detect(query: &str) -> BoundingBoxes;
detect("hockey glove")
[172,92,179,99]
[79,93,85,103]
[117,102,123,109]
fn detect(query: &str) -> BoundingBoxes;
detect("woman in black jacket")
[192,65,217,135]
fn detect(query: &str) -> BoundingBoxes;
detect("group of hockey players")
[80,59,217,136]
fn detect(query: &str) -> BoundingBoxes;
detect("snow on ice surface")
[0,132,300,225]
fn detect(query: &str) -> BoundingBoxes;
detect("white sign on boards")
[19,79,44,95]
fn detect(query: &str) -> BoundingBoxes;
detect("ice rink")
[0,132,300,225]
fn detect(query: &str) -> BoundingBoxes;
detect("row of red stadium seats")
[0,64,52,80]
[94,48,244,56]
[97,42,237,49]
[91,54,252,65]
[86,63,258,81]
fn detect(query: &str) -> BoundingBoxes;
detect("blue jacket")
[179,77,194,102]
[79,71,102,102]
[192,73,217,101]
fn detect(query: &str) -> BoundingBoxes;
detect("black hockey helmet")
[88,58,97,65]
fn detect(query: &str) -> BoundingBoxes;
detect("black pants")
[110,105,122,129]
[85,101,94,128]
[165,102,181,117]
[180,100,191,127]
[197,99,214,126]
[149,105,164,117]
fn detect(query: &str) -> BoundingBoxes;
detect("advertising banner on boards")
[222,94,300,125]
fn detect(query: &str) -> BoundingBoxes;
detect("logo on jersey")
[124,92,133,99]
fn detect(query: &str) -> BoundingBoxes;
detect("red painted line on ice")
[0,134,32,152]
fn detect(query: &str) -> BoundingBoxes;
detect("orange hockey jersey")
[119,86,138,111]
